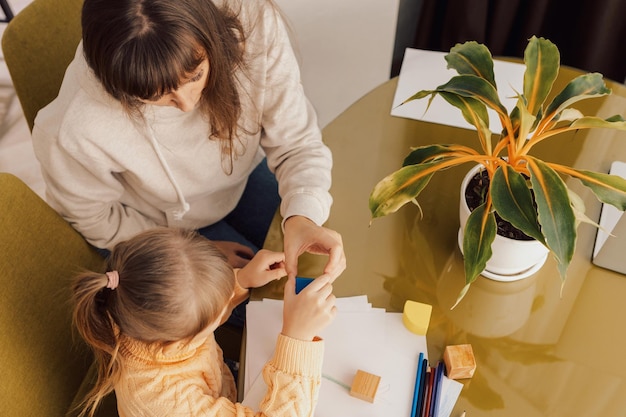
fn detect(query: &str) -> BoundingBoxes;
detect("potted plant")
[369,36,626,304]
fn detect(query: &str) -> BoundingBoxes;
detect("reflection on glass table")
[255,68,626,416]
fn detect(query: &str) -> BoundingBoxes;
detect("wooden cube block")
[443,344,476,379]
[349,369,381,403]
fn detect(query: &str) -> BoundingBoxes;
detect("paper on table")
[243,296,377,393]
[242,297,428,417]
[435,375,464,417]
[391,48,526,133]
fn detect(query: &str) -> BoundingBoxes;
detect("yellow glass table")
[255,69,626,416]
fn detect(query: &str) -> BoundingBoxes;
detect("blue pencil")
[416,358,428,416]
[410,353,424,417]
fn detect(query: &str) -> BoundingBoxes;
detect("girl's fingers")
[268,267,287,281]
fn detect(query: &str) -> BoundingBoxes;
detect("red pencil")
[421,367,435,417]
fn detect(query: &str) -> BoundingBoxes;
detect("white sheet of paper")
[243,296,378,393]
[242,299,429,417]
[244,299,283,393]
[391,48,526,133]
[435,375,465,417]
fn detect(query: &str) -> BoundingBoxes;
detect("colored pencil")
[415,358,428,416]
[429,362,445,417]
[410,353,425,417]
[422,366,435,417]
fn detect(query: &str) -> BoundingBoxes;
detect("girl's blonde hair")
[72,228,235,417]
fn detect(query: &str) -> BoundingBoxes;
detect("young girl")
[72,228,336,417]
[32,0,345,279]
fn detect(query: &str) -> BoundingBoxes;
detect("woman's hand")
[282,274,337,341]
[213,241,255,268]
[237,249,286,289]
[283,216,346,282]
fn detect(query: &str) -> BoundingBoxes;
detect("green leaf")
[570,115,626,130]
[445,41,497,88]
[567,188,604,230]
[434,75,508,117]
[463,202,497,287]
[491,166,545,244]
[439,92,493,152]
[512,94,538,150]
[402,144,458,166]
[369,162,437,218]
[526,157,576,278]
[570,169,626,210]
[523,36,560,117]
[555,108,584,122]
[401,89,436,105]
[544,73,611,120]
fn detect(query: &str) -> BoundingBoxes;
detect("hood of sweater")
[75,42,191,220]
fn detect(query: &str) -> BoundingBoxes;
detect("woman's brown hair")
[71,228,235,417]
[81,0,247,169]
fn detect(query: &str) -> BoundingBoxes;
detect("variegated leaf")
[491,165,545,244]
[570,115,626,131]
[567,188,605,230]
[523,36,560,117]
[544,73,611,120]
[445,41,497,88]
[439,92,493,153]
[527,157,576,278]
[463,202,497,287]
[402,144,460,166]
[569,168,626,210]
[369,162,438,218]
[434,75,508,117]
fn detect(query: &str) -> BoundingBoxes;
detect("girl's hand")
[283,216,346,282]
[237,249,286,289]
[282,274,337,341]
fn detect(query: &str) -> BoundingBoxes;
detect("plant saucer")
[480,253,548,282]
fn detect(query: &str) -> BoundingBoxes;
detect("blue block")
[295,277,314,294]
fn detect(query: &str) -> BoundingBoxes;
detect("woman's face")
[141,58,210,112]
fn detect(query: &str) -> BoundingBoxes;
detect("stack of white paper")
[242,296,460,417]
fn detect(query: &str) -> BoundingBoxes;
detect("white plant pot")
[459,164,549,281]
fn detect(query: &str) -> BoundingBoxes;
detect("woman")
[32,0,345,279]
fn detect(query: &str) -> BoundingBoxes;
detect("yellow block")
[402,300,432,335]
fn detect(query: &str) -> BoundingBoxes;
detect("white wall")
[275,0,400,128]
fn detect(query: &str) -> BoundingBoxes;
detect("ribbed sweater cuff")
[280,191,328,231]
[271,334,324,377]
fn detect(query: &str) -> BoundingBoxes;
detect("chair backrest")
[1,0,83,131]
[0,173,104,416]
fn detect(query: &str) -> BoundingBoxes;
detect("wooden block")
[349,369,381,403]
[443,344,476,379]
[402,300,432,335]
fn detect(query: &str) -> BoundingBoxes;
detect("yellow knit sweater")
[115,332,324,416]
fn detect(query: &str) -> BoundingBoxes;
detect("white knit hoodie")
[32,0,332,250]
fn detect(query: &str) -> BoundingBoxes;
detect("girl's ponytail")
[71,270,122,417]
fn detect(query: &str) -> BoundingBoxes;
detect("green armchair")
[1,0,243,413]
[1,0,83,131]
[0,173,117,416]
